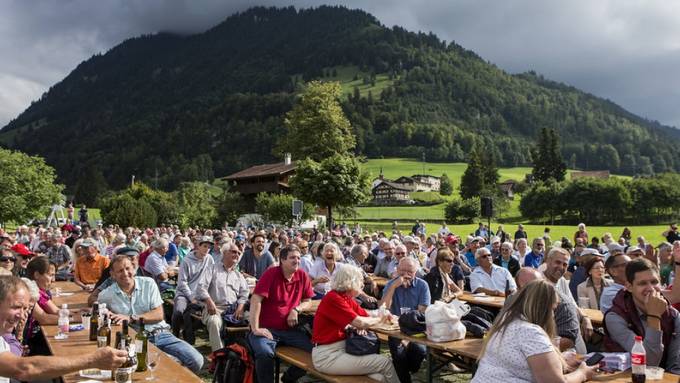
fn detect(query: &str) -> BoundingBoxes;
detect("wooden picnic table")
[368,274,389,287]
[582,308,604,327]
[370,325,483,382]
[458,292,505,309]
[49,281,202,383]
[589,370,680,382]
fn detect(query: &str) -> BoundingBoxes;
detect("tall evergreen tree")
[531,128,566,182]
[439,173,453,196]
[460,146,484,199]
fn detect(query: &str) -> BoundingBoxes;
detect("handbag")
[345,328,380,356]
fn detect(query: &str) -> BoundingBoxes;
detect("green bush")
[100,194,157,228]
[444,197,479,223]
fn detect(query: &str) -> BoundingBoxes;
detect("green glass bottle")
[135,317,148,372]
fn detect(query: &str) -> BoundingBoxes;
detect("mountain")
[2,5,679,193]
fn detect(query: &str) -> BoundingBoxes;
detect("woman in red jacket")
[311,264,398,382]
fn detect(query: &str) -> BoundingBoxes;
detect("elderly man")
[603,259,680,373]
[469,247,516,297]
[195,242,249,351]
[493,241,520,277]
[380,258,431,383]
[99,256,203,372]
[297,239,314,273]
[238,233,274,279]
[374,241,396,278]
[172,236,215,344]
[463,237,481,268]
[523,238,545,268]
[0,276,127,381]
[600,251,632,313]
[143,238,176,292]
[45,233,71,281]
[74,239,109,291]
[248,244,314,383]
[346,244,380,299]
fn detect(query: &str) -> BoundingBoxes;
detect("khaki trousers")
[201,307,224,352]
[311,340,399,383]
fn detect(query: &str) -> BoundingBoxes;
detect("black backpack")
[210,339,250,383]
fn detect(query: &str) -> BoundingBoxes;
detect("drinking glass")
[145,351,160,380]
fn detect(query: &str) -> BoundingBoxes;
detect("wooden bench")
[275,346,380,383]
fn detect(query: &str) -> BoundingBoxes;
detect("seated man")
[380,258,431,383]
[238,233,274,279]
[374,241,395,278]
[248,244,314,383]
[603,258,680,373]
[389,244,425,279]
[523,238,545,268]
[195,243,249,352]
[0,276,128,381]
[88,247,143,306]
[74,239,109,291]
[44,233,71,281]
[98,255,204,373]
[600,251,631,313]
[143,238,176,292]
[172,236,214,344]
[469,247,516,297]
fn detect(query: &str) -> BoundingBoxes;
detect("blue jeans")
[248,328,313,383]
[149,331,204,373]
[388,337,427,383]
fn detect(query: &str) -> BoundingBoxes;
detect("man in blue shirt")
[523,238,546,268]
[238,233,274,279]
[464,237,481,268]
[380,258,431,383]
[99,256,204,373]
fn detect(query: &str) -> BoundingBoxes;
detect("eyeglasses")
[441,258,454,263]
[501,248,511,251]
[535,244,544,248]
[0,256,16,262]
[395,252,406,255]
[479,254,492,258]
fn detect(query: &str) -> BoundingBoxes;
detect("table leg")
[427,347,433,383]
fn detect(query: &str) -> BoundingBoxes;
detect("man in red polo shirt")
[248,244,314,383]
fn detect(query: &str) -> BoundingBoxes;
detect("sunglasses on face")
[395,252,406,255]
[441,258,454,263]
[0,256,16,262]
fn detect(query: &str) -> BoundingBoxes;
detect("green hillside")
[2,5,679,194]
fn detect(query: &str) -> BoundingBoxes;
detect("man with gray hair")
[469,247,516,296]
[45,232,71,281]
[143,238,176,292]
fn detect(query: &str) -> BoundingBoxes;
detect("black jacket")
[493,256,520,278]
[424,266,463,303]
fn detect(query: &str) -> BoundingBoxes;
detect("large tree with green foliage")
[175,182,218,228]
[0,149,64,225]
[255,193,314,227]
[277,81,356,161]
[74,165,108,207]
[100,194,158,228]
[531,128,567,182]
[99,183,178,226]
[290,154,370,228]
[212,180,246,227]
[460,146,484,199]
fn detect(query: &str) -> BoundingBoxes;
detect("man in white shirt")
[469,247,516,296]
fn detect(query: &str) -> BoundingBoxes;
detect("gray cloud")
[2,0,680,128]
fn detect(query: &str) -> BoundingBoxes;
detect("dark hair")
[279,244,301,261]
[111,254,132,270]
[605,252,625,271]
[625,258,658,284]
[583,256,604,276]
[269,241,281,257]
[251,233,265,243]
[26,255,56,281]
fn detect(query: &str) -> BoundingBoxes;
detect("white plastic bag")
[425,300,466,342]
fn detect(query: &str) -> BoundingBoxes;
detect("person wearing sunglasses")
[470,248,516,297]
[424,248,464,302]
[0,250,15,275]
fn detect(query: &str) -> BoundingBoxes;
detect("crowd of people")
[2,220,680,382]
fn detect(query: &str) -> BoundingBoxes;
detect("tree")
[100,194,157,228]
[480,149,500,192]
[531,128,567,182]
[255,193,314,226]
[175,182,218,228]
[460,146,484,199]
[444,198,479,223]
[0,149,64,225]
[74,165,108,207]
[439,173,453,196]
[213,180,246,227]
[276,81,356,161]
[99,182,179,226]
[290,154,370,228]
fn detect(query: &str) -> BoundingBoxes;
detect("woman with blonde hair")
[472,280,598,382]
[312,264,398,382]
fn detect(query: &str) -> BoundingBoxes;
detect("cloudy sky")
[2,0,680,129]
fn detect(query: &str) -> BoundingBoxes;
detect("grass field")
[347,222,671,246]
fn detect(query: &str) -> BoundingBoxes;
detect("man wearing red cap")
[10,244,34,278]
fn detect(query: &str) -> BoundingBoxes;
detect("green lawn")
[347,221,670,246]
[299,65,397,99]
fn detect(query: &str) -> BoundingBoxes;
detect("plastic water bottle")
[631,335,646,383]
[669,271,675,287]
[58,304,70,338]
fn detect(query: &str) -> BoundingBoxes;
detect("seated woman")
[424,248,464,302]
[309,242,344,299]
[311,264,399,383]
[473,279,598,383]
[576,256,611,310]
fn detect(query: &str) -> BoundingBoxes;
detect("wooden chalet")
[372,180,412,203]
[223,154,296,196]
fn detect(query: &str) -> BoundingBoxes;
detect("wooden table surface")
[370,326,483,360]
[582,308,604,327]
[49,281,202,383]
[368,274,389,287]
[589,370,680,382]
[458,292,505,309]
